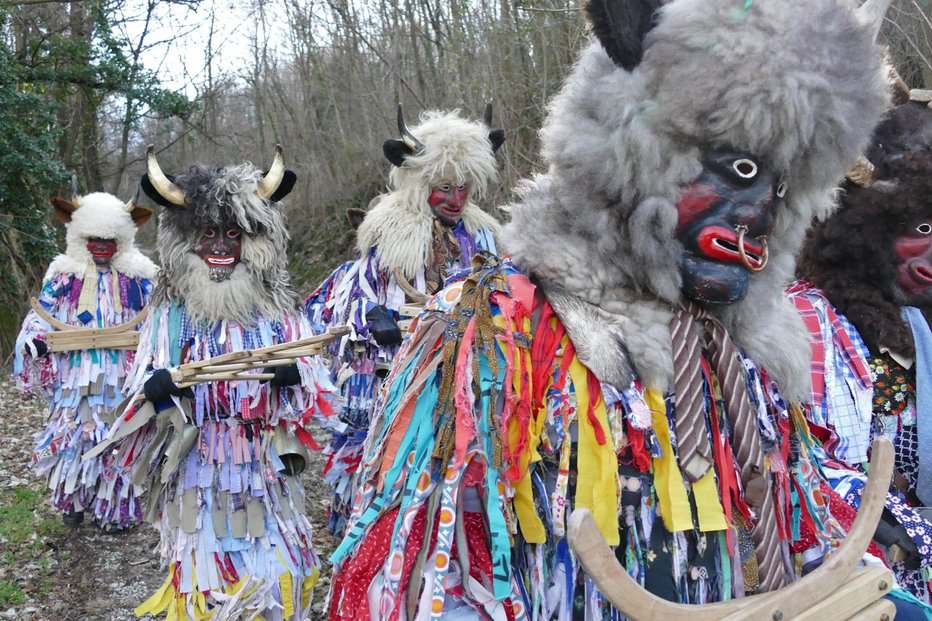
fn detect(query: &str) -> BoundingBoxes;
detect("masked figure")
[327,0,915,618]
[305,107,504,533]
[14,187,156,529]
[99,147,335,620]
[790,93,932,602]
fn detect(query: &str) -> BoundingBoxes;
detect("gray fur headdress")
[503,0,893,400]
[141,146,300,325]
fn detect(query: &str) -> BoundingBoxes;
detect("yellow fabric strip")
[647,388,694,532]
[303,567,318,608]
[280,571,295,618]
[693,466,729,532]
[570,356,620,546]
[501,311,547,543]
[135,565,175,617]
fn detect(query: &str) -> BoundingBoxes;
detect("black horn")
[397,104,425,154]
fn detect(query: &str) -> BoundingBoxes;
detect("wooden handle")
[567,436,894,620]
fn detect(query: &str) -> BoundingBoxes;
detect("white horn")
[146,145,187,206]
[257,144,285,200]
[857,0,892,41]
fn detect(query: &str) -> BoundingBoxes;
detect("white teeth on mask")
[207,256,236,266]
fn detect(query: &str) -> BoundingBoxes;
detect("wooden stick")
[567,437,894,621]
[180,325,348,371]
[177,372,275,387]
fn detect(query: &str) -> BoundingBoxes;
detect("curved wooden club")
[568,436,894,621]
[393,267,429,304]
[31,297,149,334]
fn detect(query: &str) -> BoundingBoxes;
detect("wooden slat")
[845,598,897,621]
[46,332,139,352]
[779,566,891,621]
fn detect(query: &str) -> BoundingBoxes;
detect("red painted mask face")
[86,238,117,267]
[194,226,242,282]
[428,182,468,227]
[894,220,932,305]
[675,150,785,304]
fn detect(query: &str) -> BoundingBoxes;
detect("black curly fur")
[798,102,932,357]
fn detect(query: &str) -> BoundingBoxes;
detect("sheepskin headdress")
[799,99,932,358]
[141,146,301,325]
[46,189,157,281]
[356,107,504,278]
[502,0,892,401]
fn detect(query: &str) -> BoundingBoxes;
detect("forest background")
[0,0,930,358]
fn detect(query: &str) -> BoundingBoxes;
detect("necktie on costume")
[680,300,789,592]
[77,261,100,324]
[670,308,714,481]
[904,306,932,506]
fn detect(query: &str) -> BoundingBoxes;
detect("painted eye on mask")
[438,184,451,192]
[202,229,216,239]
[227,229,241,239]
[776,181,788,198]
[917,223,932,235]
[732,158,758,179]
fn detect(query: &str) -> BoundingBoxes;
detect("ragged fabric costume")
[305,109,504,533]
[14,190,156,528]
[790,96,932,601]
[328,0,905,618]
[100,149,335,621]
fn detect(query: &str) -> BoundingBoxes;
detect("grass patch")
[0,580,26,607]
[0,486,49,545]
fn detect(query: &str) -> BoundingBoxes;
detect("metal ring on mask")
[735,224,769,272]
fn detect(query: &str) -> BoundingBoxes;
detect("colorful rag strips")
[328,255,866,619]
[14,270,152,527]
[304,223,497,534]
[99,303,336,621]
[787,282,932,603]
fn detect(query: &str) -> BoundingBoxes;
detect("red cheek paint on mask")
[675,184,719,232]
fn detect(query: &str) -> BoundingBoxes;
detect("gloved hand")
[266,364,302,388]
[144,369,192,404]
[367,304,402,346]
[874,508,922,570]
[27,338,49,358]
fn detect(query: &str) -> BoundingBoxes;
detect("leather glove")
[27,338,49,358]
[144,369,192,404]
[367,304,402,346]
[266,364,302,388]
[874,508,921,570]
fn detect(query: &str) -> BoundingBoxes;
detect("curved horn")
[146,145,187,207]
[124,183,143,212]
[483,102,493,128]
[397,104,425,154]
[857,0,892,41]
[568,435,894,621]
[70,175,81,201]
[257,144,285,199]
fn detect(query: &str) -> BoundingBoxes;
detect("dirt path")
[0,379,338,621]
